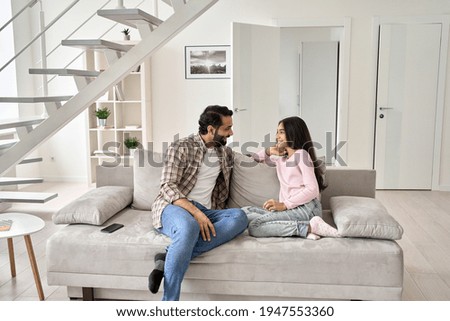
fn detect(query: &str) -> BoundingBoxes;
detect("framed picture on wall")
[184,45,231,79]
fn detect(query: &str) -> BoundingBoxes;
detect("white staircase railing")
[0,0,219,176]
[0,0,81,73]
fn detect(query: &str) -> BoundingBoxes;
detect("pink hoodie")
[254,149,319,209]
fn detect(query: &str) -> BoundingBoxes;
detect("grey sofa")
[46,151,404,301]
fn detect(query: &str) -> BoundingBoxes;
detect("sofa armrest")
[320,168,376,210]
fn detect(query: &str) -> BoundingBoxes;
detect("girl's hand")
[268,144,288,157]
[263,199,287,211]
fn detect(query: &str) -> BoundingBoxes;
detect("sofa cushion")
[330,196,403,240]
[52,186,133,225]
[227,153,279,208]
[132,149,163,210]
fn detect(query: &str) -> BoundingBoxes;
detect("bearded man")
[149,105,248,301]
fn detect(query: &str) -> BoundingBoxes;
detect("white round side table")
[0,212,45,301]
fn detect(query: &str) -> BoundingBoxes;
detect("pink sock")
[310,216,340,237]
[306,233,320,240]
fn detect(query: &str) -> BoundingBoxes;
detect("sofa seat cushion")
[47,208,403,290]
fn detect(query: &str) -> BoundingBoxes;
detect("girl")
[243,116,339,240]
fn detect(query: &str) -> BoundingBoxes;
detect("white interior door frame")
[370,15,450,191]
[275,17,351,166]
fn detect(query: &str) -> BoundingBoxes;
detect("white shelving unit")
[86,54,151,183]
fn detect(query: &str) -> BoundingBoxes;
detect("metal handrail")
[0,0,38,33]
[0,0,80,73]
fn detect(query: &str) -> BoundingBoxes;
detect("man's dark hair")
[198,105,233,135]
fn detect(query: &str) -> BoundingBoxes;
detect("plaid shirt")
[151,133,234,229]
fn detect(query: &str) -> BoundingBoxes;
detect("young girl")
[242,116,339,240]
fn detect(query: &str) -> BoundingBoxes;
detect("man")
[149,105,248,301]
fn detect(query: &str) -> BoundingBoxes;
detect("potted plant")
[121,28,131,40]
[95,107,111,127]
[124,136,140,155]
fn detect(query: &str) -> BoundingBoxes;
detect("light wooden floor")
[1,183,450,300]
[376,190,450,300]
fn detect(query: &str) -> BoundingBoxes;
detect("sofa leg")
[82,287,95,301]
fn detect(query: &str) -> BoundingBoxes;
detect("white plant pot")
[98,118,107,127]
[128,148,137,157]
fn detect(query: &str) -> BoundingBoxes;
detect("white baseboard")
[438,185,450,192]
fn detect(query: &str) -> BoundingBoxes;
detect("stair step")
[97,8,164,29]
[62,39,133,52]
[19,157,43,164]
[160,0,173,7]
[0,191,58,203]
[29,68,101,77]
[0,139,18,150]
[0,116,45,131]
[0,177,44,186]
[0,96,72,103]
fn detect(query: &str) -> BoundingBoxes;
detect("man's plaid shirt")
[151,133,234,229]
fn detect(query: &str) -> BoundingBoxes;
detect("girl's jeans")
[242,198,322,238]
[159,201,248,301]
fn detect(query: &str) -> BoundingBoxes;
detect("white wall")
[8,0,450,189]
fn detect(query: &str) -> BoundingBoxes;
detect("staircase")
[0,0,219,205]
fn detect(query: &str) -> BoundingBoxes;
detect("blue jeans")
[242,198,322,238]
[158,201,248,301]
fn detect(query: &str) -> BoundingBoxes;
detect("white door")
[232,23,280,152]
[300,41,339,164]
[374,23,442,189]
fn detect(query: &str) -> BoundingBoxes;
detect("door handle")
[234,108,247,113]
[379,106,394,110]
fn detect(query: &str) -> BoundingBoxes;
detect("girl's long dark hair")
[280,116,327,191]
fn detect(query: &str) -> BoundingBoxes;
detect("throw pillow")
[330,196,403,240]
[52,186,133,225]
[132,149,163,210]
[227,152,279,208]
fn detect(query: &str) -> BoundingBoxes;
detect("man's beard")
[213,132,228,146]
